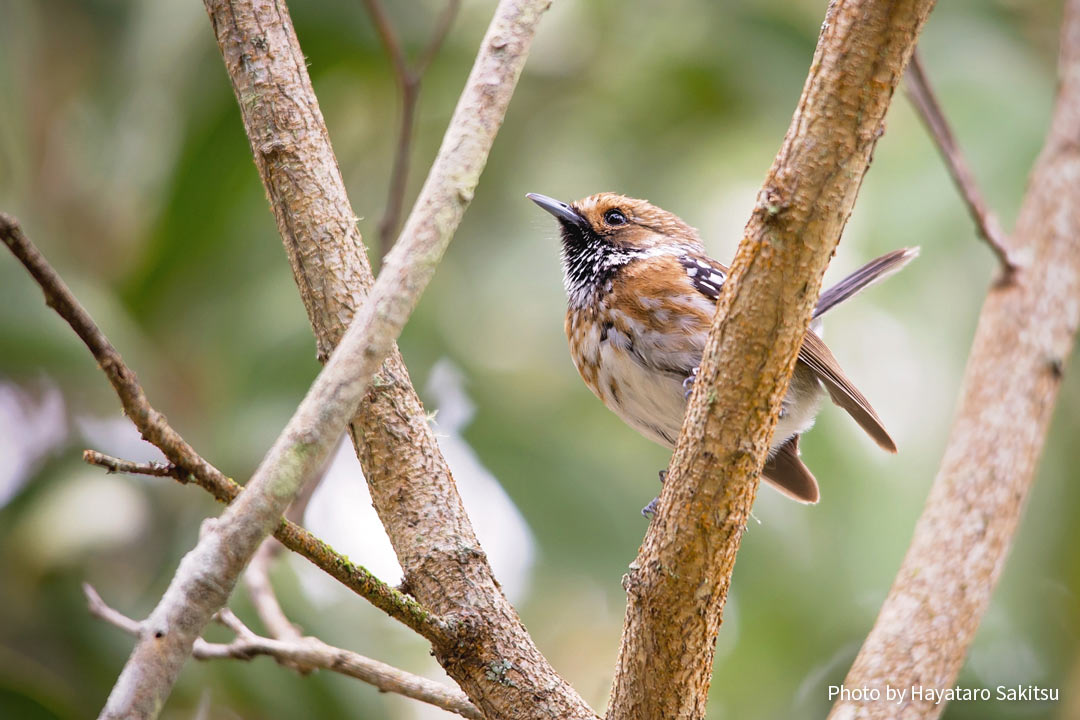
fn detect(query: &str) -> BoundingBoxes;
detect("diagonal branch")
[0,218,444,644]
[205,0,596,718]
[905,50,1018,276]
[831,3,1080,717]
[84,585,482,720]
[0,214,227,495]
[606,1,937,718]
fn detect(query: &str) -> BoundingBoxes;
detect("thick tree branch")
[202,1,597,719]
[905,51,1018,276]
[606,2,936,718]
[0,221,437,646]
[830,3,1080,717]
[99,247,481,720]
[84,585,482,720]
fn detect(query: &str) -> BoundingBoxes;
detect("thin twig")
[417,1,460,77]
[0,215,448,646]
[363,0,461,257]
[244,539,312,678]
[245,541,301,642]
[362,0,411,81]
[213,607,255,640]
[83,450,180,479]
[83,448,443,643]
[905,51,1019,276]
[84,585,482,720]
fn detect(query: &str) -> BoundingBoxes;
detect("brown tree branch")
[362,0,462,257]
[0,222,438,645]
[200,1,597,719]
[84,585,482,720]
[905,50,1018,276]
[0,214,228,498]
[606,2,936,718]
[830,3,1080,717]
[99,240,477,720]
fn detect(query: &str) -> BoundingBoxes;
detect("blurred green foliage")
[0,0,1077,718]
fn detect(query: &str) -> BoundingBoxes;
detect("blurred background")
[1,0,1077,717]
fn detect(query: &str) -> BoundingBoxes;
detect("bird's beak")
[526,193,587,228]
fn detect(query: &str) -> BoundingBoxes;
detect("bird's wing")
[798,331,896,452]
[678,254,729,301]
[678,251,896,453]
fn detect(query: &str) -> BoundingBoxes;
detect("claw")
[641,496,660,518]
[682,367,700,399]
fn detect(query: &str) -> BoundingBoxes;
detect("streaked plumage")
[529,191,916,504]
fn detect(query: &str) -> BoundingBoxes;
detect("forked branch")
[0,220,444,645]
[362,0,462,256]
[0,215,473,720]
[84,585,482,720]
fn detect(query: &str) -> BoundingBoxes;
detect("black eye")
[604,209,627,226]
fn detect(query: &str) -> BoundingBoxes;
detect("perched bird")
[528,191,916,505]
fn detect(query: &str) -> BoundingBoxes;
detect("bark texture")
[100,209,445,718]
[606,2,936,718]
[829,3,1080,717]
[205,1,597,718]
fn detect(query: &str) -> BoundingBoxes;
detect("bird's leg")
[641,469,667,517]
[682,366,699,399]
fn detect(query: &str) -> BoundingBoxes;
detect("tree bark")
[829,2,1080,717]
[204,1,597,718]
[606,1,936,718]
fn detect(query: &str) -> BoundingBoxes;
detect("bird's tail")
[814,247,919,319]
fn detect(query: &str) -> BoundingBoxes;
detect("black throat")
[559,224,630,309]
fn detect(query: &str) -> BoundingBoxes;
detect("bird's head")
[528,191,704,306]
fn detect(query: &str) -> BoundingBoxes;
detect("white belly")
[596,341,687,448]
[571,307,824,454]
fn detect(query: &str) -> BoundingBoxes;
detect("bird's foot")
[682,366,700,399]
[641,469,671,517]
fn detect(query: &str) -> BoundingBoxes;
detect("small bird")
[528,191,916,505]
